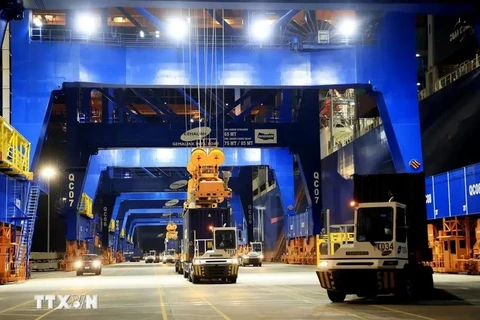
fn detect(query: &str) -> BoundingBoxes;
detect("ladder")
[15,183,40,272]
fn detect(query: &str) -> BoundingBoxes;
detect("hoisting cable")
[221,9,226,149]
[188,9,193,132]
[195,10,202,147]
[182,10,188,138]
[213,9,218,146]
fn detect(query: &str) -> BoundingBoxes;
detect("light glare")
[338,19,357,37]
[33,17,43,27]
[76,14,98,34]
[251,20,272,41]
[167,18,188,39]
[41,166,57,179]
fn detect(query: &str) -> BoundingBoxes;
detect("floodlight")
[41,166,57,179]
[251,20,272,41]
[416,53,421,57]
[33,17,43,27]
[139,30,145,38]
[75,13,98,34]
[338,19,357,37]
[167,18,189,39]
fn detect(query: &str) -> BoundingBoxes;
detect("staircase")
[15,183,40,272]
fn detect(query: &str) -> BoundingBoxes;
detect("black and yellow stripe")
[377,271,395,290]
[316,271,335,290]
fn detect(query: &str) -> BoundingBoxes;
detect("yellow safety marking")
[284,285,326,296]
[0,300,32,314]
[154,263,168,320]
[187,286,231,320]
[326,306,369,320]
[373,305,437,320]
[324,272,331,289]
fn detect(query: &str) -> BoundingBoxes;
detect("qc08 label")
[377,242,394,251]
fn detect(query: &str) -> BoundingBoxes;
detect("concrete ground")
[0,262,479,320]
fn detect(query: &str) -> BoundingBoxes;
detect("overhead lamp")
[40,166,57,179]
[139,30,145,38]
[338,18,357,37]
[417,82,421,86]
[75,13,98,34]
[251,20,273,41]
[416,53,421,57]
[33,16,43,27]
[155,30,160,38]
[167,18,189,40]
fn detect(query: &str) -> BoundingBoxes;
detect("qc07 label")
[377,242,394,251]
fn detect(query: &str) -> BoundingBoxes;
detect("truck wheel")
[76,271,83,276]
[230,277,237,284]
[192,276,200,284]
[258,263,262,267]
[327,290,346,303]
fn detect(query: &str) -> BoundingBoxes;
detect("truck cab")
[240,242,264,267]
[317,201,433,302]
[188,227,239,284]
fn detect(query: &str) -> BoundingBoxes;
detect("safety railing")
[109,219,116,233]
[0,117,32,180]
[78,193,93,219]
[419,54,480,100]
[29,27,375,49]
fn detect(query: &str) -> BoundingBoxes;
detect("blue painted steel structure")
[10,3,476,258]
[10,11,424,248]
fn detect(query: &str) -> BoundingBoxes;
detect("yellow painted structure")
[78,193,93,219]
[185,147,232,210]
[0,117,33,180]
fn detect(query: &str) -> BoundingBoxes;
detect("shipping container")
[183,208,232,262]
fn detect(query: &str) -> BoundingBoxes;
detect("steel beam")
[272,10,300,29]
[133,7,168,32]
[97,88,145,123]
[32,90,60,171]
[221,90,252,118]
[206,9,236,35]
[130,88,176,120]
[116,7,149,36]
[141,167,156,178]
[177,88,210,119]
[231,90,277,123]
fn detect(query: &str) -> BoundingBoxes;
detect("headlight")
[318,261,328,268]
[92,260,101,267]
[259,254,264,259]
[74,261,82,268]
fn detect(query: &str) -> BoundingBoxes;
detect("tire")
[230,277,237,284]
[258,263,262,267]
[192,276,200,284]
[76,271,83,276]
[327,290,346,303]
